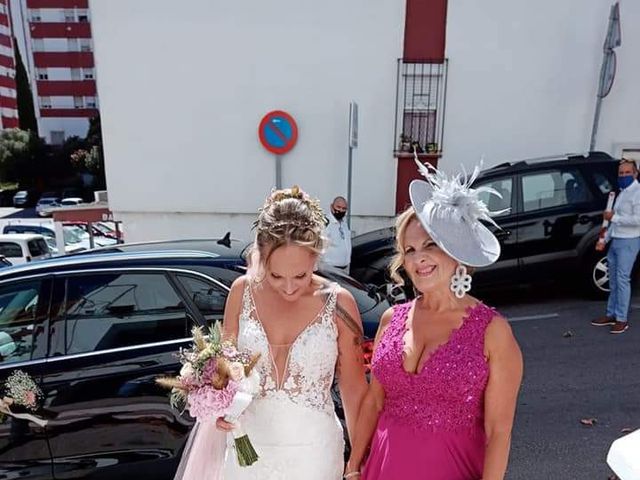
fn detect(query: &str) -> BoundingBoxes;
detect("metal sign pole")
[589,2,621,152]
[275,155,282,190]
[347,101,358,228]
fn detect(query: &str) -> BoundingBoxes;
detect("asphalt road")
[490,285,640,480]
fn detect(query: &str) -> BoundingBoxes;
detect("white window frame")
[40,97,52,109]
[73,97,84,109]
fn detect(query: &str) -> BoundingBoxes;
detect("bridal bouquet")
[0,370,48,427]
[157,322,261,466]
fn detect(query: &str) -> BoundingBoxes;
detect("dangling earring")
[450,264,472,299]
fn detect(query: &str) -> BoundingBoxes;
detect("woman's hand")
[215,417,235,432]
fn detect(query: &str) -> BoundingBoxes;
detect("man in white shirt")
[323,196,352,272]
[592,159,640,334]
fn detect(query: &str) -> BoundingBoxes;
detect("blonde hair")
[388,207,419,286]
[247,186,326,279]
[388,207,474,287]
[620,158,638,173]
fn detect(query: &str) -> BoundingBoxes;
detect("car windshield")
[63,226,86,244]
[15,191,27,197]
[39,198,57,205]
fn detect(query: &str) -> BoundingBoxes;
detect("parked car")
[3,224,117,251]
[0,233,51,265]
[64,221,120,242]
[12,190,34,208]
[351,151,636,300]
[59,197,84,206]
[35,196,60,217]
[0,239,388,479]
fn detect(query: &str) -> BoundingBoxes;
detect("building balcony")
[27,0,89,7]
[33,51,94,68]
[37,79,96,96]
[30,22,91,38]
[40,107,98,118]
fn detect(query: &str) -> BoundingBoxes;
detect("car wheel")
[585,252,609,299]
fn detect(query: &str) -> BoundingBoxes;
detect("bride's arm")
[222,276,245,341]
[345,308,392,475]
[334,289,368,443]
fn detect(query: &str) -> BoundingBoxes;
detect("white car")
[35,197,60,217]
[60,197,84,207]
[0,234,51,264]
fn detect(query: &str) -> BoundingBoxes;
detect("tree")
[0,128,45,183]
[13,37,38,135]
[70,115,106,188]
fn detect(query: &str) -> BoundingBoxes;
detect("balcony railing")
[393,59,448,155]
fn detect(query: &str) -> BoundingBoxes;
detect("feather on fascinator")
[408,149,508,267]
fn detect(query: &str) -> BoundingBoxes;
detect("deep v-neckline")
[247,282,333,390]
[400,301,481,376]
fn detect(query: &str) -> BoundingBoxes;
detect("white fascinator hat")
[408,153,509,268]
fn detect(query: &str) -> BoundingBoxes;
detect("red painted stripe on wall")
[33,51,94,68]
[29,22,92,39]
[2,116,19,128]
[0,35,12,47]
[0,95,18,109]
[0,54,14,68]
[27,0,88,8]
[0,13,9,26]
[40,107,98,118]
[403,0,448,62]
[36,79,96,96]
[0,75,16,88]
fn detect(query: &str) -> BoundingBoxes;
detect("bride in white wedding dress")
[174,187,368,480]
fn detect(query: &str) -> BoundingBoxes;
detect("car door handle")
[495,230,511,240]
[578,215,591,225]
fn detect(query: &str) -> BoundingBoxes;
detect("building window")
[63,9,75,22]
[79,39,91,52]
[78,14,89,22]
[67,38,79,51]
[37,69,48,80]
[40,96,52,108]
[32,39,44,52]
[50,131,65,145]
[71,68,81,80]
[74,97,84,109]
[394,60,448,155]
[83,69,94,79]
[29,10,42,22]
[85,97,97,108]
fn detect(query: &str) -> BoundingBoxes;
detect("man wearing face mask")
[592,159,640,334]
[323,196,352,272]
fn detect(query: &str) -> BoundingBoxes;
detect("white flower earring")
[450,264,472,299]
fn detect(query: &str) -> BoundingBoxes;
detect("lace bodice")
[237,281,339,417]
[372,301,496,433]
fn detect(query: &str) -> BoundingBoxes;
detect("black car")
[351,151,634,300]
[0,242,387,479]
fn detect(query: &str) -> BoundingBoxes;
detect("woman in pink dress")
[344,161,523,480]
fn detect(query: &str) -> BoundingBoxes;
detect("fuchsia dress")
[362,301,496,480]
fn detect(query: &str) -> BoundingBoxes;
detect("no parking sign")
[258,111,298,155]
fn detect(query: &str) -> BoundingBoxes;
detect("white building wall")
[442,0,640,171]
[90,0,405,242]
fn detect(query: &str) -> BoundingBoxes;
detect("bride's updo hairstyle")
[247,186,327,279]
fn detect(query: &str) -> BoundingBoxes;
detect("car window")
[51,273,189,355]
[591,171,614,195]
[177,274,227,326]
[0,280,44,365]
[474,178,513,217]
[522,169,590,212]
[28,239,48,257]
[0,242,23,258]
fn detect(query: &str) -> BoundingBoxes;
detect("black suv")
[0,241,387,480]
[351,152,633,300]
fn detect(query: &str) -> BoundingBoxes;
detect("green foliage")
[13,37,38,135]
[0,128,46,183]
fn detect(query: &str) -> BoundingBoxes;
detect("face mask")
[618,176,635,190]
[332,210,346,221]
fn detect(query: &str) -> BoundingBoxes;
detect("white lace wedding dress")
[220,281,344,479]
